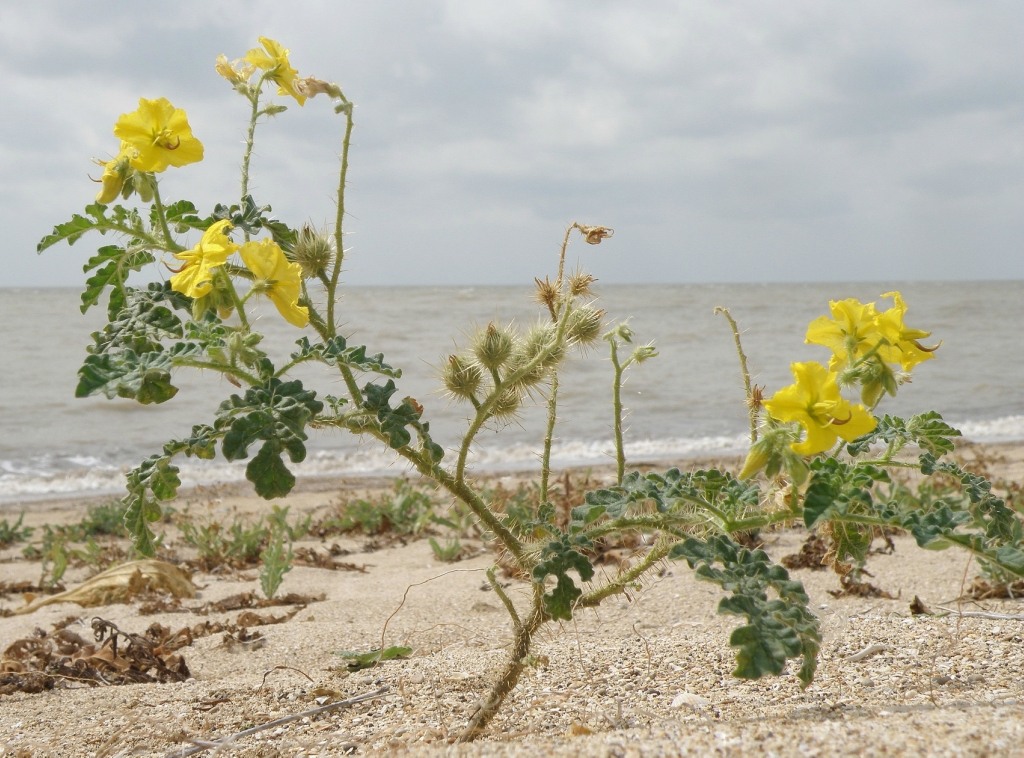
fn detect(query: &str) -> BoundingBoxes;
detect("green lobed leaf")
[122,454,182,556]
[76,342,201,404]
[81,245,157,315]
[670,534,820,686]
[803,458,888,528]
[917,456,1023,554]
[87,284,186,356]
[211,194,296,250]
[37,204,145,252]
[247,441,296,499]
[292,336,402,377]
[572,468,760,529]
[215,378,323,499]
[158,199,207,233]
[532,534,596,621]
[362,380,426,450]
[846,412,961,457]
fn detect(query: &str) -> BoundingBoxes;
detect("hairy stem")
[327,96,354,336]
[173,359,261,387]
[149,182,179,252]
[714,306,757,443]
[216,267,250,331]
[459,588,547,741]
[239,75,269,218]
[578,537,674,608]
[609,339,626,485]
[487,566,521,628]
[539,372,559,501]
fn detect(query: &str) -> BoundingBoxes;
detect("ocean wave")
[951,414,1024,442]
[1,420,1019,505]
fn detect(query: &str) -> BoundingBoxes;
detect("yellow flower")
[113,97,204,173]
[169,220,237,298]
[215,53,255,86]
[244,37,306,105]
[239,239,309,327]
[874,291,938,371]
[805,298,883,369]
[94,144,133,203]
[764,361,876,456]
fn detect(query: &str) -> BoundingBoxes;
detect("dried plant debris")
[293,546,368,572]
[194,591,324,614]
[828,572,896,599]
[12,560,194,615]
[0,581,66,599]
[781,532,829,571]
[0,605,311,697]
[963,577,1024,600]
[909,595,932,615]
[0,617,189,695]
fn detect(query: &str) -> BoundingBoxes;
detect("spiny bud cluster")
[441,304,606,423]
[291,224,335,279]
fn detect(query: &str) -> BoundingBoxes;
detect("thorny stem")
[149,182,180,252]
[487,566,521,628]
[539,222,583,498]
[715,306,758,443]
[578,537,674,608]
[327,95,354,337]
[216,267,250,331]
[554,223,577,292]
[239,74,270,219]
[459,586,548,742]
[173,359,261,387]
[418,456,528,567]
[539,372,559,502]
[609,339,627,485]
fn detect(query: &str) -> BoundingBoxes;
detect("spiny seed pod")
[534,276,560,319]
[488,386,523,420]
[441,353,483,401]
[524,322,565,368]
[566,305,605,348]
[472,323,514,372]
[567,270,597,298]
[508,324,563,388]
[292,224,335,279]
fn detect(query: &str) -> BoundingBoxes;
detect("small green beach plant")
[40,37,1024,741]
[0,514,33,548]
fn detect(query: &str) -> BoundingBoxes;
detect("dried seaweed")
[781,533,829,571]
[827,572,896,599]
[962,577,1024,600]
[293,546,368,572]
[0,617,189,696]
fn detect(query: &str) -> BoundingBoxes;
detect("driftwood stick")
[934,606,1024,621]
[166,686,388,757]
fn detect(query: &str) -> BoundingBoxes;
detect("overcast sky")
[3,1,1022,288]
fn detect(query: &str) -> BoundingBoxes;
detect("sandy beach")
[2,443,1023,756]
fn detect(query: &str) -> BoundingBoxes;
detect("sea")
[2,281,1022,506]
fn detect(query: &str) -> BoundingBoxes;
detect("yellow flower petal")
[169,220,236,298]
[113,97,204,173]
[239,239,309,327]
[765,361,876,457]
[244,37,306,105]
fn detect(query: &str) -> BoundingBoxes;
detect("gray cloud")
[4,0,1022,288]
